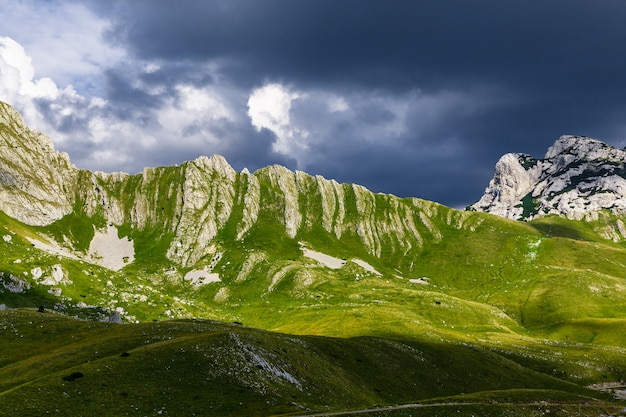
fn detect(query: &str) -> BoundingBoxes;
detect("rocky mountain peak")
[470,135,626,220]
[545,135,616,160]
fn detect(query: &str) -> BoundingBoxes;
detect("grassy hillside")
[4,203,626,344]
[1,310,623,417]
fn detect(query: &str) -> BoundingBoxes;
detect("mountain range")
[2,100,626,416]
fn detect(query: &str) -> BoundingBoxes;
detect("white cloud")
[247,83,310,163]
[177,85,232,119]
[0,37,58,100]
[246,84,416,168]
[153,84,237,149]
[248,83,297,132]
[0,36,67,132]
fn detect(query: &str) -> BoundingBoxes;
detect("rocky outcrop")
[0,102,78,225]
[167,155,238,266]
[470,135,626,220]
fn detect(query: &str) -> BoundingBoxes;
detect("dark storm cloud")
[98,0,626,90]
[73,0,626,206]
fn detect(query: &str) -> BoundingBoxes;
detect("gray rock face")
[470,135,626,220]
[0,102,77,225]
[0,272,31,293]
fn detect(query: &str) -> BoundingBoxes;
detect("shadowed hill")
[1,310,622,417]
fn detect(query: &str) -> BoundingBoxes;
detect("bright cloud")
[246,84,413,168]
[0,37,58,100]
[0,36,111,142]
[177,85,232,120]
[154,84,237,148]
[0,36,67,132]
[247,83,297,133]
[247,83,310,159]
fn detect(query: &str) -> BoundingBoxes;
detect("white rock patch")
[88,225,135,271]
[38,264,71,286]
[30,264,71,286]
[31,267,43,280]
[300,243,346,269]
[351,259,381,276]
[26,236,81,261]
[48,287,62,297]
[184,268,221,287]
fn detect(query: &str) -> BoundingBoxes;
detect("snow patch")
[26,236,81,261]
[299,243,381,275]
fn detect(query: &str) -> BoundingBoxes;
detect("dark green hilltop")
[2,100,626,416]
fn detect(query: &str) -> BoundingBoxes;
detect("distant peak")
[470,135,626,221]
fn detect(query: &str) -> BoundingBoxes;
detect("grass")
[1,310,623,417]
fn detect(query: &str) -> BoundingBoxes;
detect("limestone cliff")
[0,102,78,225]
[470,135,626,220]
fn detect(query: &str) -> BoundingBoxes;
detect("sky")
[1,1,626,209]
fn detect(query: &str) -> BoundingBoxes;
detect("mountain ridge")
[1,100,472,272]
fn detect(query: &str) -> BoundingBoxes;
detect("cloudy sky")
[1,1,626,208]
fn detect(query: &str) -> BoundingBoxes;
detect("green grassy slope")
[0,310,621,417]
[4,200,626,352]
